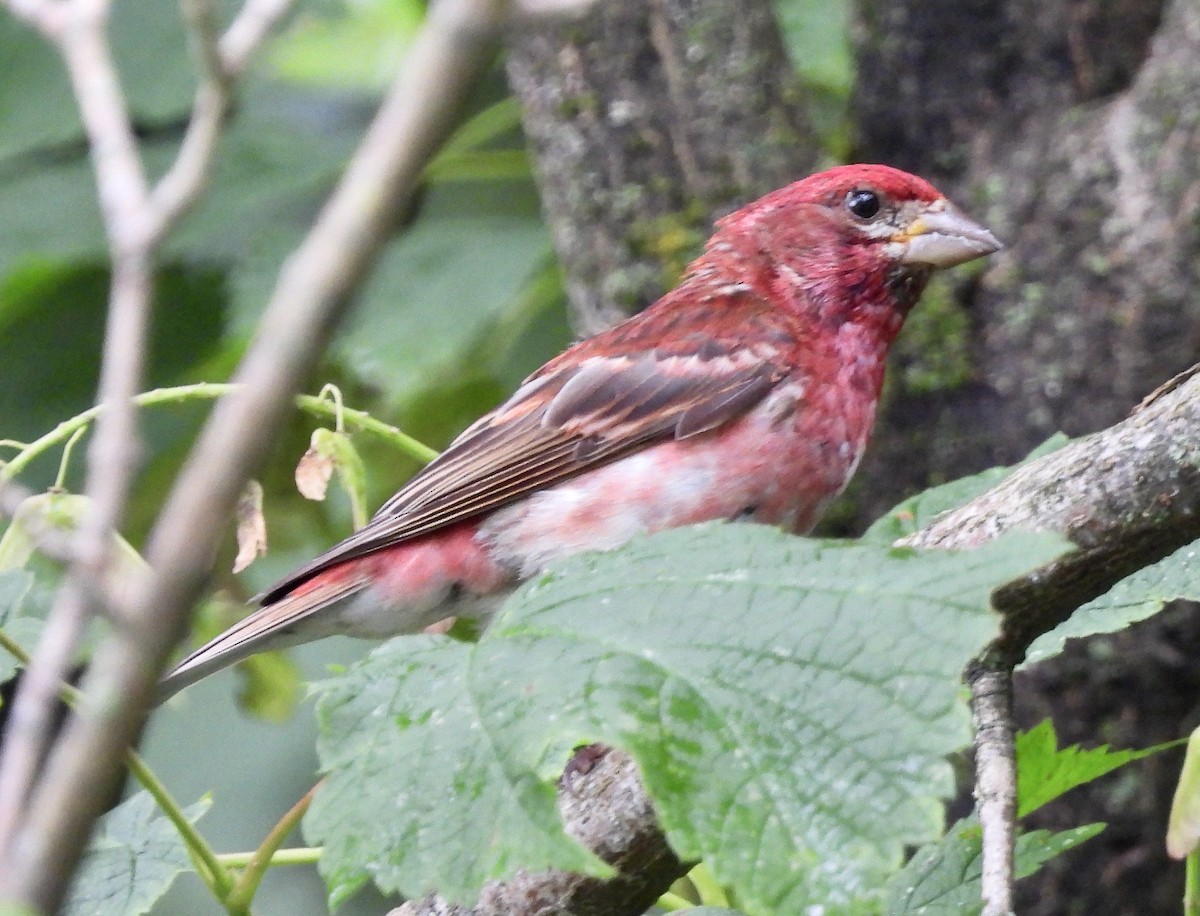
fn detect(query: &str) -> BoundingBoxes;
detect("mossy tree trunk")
[505,0,816,334]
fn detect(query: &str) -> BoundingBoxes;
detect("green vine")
[0,382,437,484]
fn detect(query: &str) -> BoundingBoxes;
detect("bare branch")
[968,663,1016,916]
[895,367,1200,913]
[0,0,154,854]
[144,0,230,239]
[393,749,688,916]
[0,0,67,37]
[219,0,294,75]
[902,367,1200,662]
[0,0,512,908]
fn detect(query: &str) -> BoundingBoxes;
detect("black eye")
[846,189,881,220]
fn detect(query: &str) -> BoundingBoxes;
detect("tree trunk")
[505,0,815,333]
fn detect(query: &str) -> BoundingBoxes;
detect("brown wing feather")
[262,304,795,603]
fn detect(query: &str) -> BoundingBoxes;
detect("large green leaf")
[63,791,211,916]
[306,523,1066,912]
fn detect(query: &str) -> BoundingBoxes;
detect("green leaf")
[0,17,77,160]
[864,434,1069,545]
[307,524,1067,912]
[0,261,228,458]
[883,815,1103,915]
[1017,718,1176,818]
[309,635,609,910]
[63,791,211,916]
[1025,537,1200,664]
[0,493,91,572]
[773,0,853,93]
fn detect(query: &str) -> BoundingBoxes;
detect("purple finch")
[160,164,1000,699]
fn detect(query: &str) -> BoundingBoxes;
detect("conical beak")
[894,201,1002,269]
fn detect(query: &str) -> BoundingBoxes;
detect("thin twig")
[148,0,302,240]
[0,382,436,483]
[124,750,235,900]
[219,0,294,74]
[145,0,231,240]
[1,0,67,37]
[968,662,1016,916]
[0,0,154,856]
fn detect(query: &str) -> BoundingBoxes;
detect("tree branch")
[901,366,1200,660]
[392,749,688,916]
[0,0,155,853]
[505,0,814,333]
[896,366,1200,912]
[968,663,1017,916]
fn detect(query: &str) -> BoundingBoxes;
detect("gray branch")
[901,366,1200,662]
[392,749,688,916]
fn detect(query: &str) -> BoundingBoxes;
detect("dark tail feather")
[156,578,365,704]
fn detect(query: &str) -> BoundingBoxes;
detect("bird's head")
[706,164,1001,326]
[784,163,1002,270]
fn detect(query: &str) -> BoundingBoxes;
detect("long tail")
[156,576,366,703]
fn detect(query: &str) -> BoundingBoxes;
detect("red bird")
[160,164,1000,698]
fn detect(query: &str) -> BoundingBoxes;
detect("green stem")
[0,629,30,667]
[54,427,88,490]
[226,781,321,913]
[125,751,234,900]
[688,861,731,907]
[655,891,698,912]
[296,393,436,463]
[1187,848,1199,916]
[0,382,436,482]
[215,846,323,868]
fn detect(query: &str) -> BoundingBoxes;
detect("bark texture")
[851,0,1197,524]
[390,749,687,916]
[505,0,816,333]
